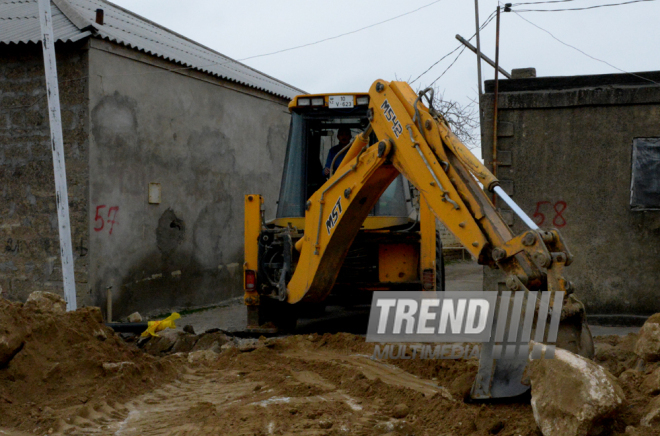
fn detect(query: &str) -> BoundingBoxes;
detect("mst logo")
[380,100,403,138]
[325,197,343,235]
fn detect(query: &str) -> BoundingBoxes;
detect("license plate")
[328,95,354,109]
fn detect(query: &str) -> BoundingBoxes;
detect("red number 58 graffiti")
[94,205,119,235]
[532,201,567,227]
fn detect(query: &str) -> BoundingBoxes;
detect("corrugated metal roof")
[0,0,90,43]
[0,0,303,99]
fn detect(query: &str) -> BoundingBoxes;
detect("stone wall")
[0,42,89,304]
[481,72,660,315]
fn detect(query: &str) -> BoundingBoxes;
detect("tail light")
[245,269,256,290]
[422,268,435,291]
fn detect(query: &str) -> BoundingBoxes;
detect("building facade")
[0,0,301,318]
[481,70,660,316]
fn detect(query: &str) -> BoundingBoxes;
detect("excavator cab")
[275,94,411,226]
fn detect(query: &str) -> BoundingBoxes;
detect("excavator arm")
[288,80,563,306]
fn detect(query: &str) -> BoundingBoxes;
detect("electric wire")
[510,0,578,4]
[511,11,660,85]
[429,45,468,86]
[238,0,446,62]
[411,9,497,84]
[410,46,462,85]
[514,0,657,12]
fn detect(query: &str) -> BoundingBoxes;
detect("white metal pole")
[38,0,77,311]
[493,186,539,230]
[474,0,483,97]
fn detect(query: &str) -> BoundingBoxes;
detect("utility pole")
[455,35,512,79]
[492,5,501,206]
[38,0,77,311]
[474,0,486,169]
[474,0,483,97]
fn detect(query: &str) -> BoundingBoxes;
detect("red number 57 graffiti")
[532,201,567,227]
[94,205,119,235]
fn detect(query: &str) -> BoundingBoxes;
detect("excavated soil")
[2,299,660,435]
[0,299,181,433]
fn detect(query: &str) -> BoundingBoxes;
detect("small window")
[631,138,660,210]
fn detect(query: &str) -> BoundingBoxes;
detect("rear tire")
[436,230,445,292]
[258,297,298,333]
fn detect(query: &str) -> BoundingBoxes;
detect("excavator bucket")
[471,290,594,399]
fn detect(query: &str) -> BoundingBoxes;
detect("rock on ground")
[142,330,184,356]
[527,342,625,436]
[635,314,660,362]
[640,367,660,395]
[128,312,142,323]
[641,395,660,427]
[140,329,234,356]
[170,333,198,354]
[24,291,66,313]
[191,331,229,352]
[391,404,409,418]
[619,369,644,391]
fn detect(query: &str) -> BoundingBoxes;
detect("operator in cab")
[323,127,353,177]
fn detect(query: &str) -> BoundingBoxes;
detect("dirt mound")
[3,305,660,435]
[592,334,660,435]
[0,298,181,432]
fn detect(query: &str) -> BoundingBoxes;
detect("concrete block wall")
[87,40,290,318]
[0,42,89,304]
[481,72,660,315]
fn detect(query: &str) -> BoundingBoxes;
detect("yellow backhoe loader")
[242,80,594,399]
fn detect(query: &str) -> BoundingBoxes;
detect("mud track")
[55,350,452,435]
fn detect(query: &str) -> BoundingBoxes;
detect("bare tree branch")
[428,88,480,150]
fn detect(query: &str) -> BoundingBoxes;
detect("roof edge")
[96,0,305,95]
[485,70,660,93]
[89,36,294,100]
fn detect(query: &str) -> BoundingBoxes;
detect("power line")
[514,0,657,11]
[39,1,447,82]
[511,0,578,4]
[411,9,497,84]
[511,11,660,85]
[429,45,468,86]
[239,0,446,62]
[410,46,462,84]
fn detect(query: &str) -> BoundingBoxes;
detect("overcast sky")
[110,0,659,151]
